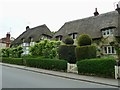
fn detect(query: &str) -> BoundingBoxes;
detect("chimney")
[116,4,120,14]
[26,26,30,30]
[94,8,99,16]
[6,32,10,47]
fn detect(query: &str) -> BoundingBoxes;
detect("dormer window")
[30,37,33,42]
[102,27,115,37]
[41,34,51,40]
[21,38,25,43]
[56,35,62,41]
[69,33,77,39]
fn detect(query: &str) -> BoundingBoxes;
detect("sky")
[0,0,119,39]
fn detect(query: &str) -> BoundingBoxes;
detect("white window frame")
[22,46,29,55]
[70,33,77,39]
[103,46,116,54]
[102,28,114,37]
[30,42,35,46]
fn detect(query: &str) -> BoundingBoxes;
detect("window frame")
[69,33,77,39]
[103,46,116,54]
[101,27,115,37]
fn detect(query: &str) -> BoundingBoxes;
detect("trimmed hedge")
[58,45,76,64]
[77,34,92,46]
[2,57,23,65]
[25,58,67,71]
[77,58,116,78]
[64,37,74,45]
[75,45,96,61]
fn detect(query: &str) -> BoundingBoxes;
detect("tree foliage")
[30,40,61,58]
[1,46,23,58]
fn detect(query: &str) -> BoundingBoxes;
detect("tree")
[30,39,61,58]
[1,48,10,57]
[1,46,23,58]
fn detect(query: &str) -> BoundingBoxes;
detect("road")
[2,65,117,88]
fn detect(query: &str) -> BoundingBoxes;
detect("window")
[41,35,50,40]
[103,46,116,54]
[69,33,77,39]
[22,46,29,55]
[30,42,35,46]
[56,36,62,41]
[102,28,114,37]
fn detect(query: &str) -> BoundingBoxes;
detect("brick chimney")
[6,32,10,47]
[94,8,99,16]
[26,26,30,30]
[116,4,120,14]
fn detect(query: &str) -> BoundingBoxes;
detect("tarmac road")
[2,65,117,88]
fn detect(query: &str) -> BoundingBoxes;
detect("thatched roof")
[54,11,119,39]
[12,24,53,45]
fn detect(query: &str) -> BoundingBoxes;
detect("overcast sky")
[0,0,119,39]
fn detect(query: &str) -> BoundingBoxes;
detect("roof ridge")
[66,11,117,24]
[30,24,46,30]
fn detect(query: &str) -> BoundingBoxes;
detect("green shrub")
[25,58,67,71]
[77,34,92,46]
[77,58,116,78]
[1,48,10,57]
[2,57,23,65]
[58,45,76,64]
[64,37,74,45]
[30,40,61,58]
[75,45,96,61]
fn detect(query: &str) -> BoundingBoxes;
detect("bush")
[75,45,96,61]
[77,58,116,78]
[77,34,92,46]
[25,58,67,71]
[64,37,74,45]
[1,46,23,58]
[30,40,61,58]
[1,48,10,57]
[2,57,23,65]
[58,45,76,64]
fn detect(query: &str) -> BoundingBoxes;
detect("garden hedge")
[25,58,67,71]
[77,34,92,46]
[64,37,74,45]
[75,45,96,61]
[2,57,23,65]
[58,45,76,64]
[77,58,116,78]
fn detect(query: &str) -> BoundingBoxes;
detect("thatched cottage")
[12,24,53,54]
[53,7,120,56]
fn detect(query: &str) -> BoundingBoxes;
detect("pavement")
[0,62,119,88]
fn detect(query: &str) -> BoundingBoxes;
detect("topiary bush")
[77,58,116,78]
[64,37,74,45]
[25,58,67,71]
[58,45,76,64]
[75,45,96,61]
[77,34,92,46]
